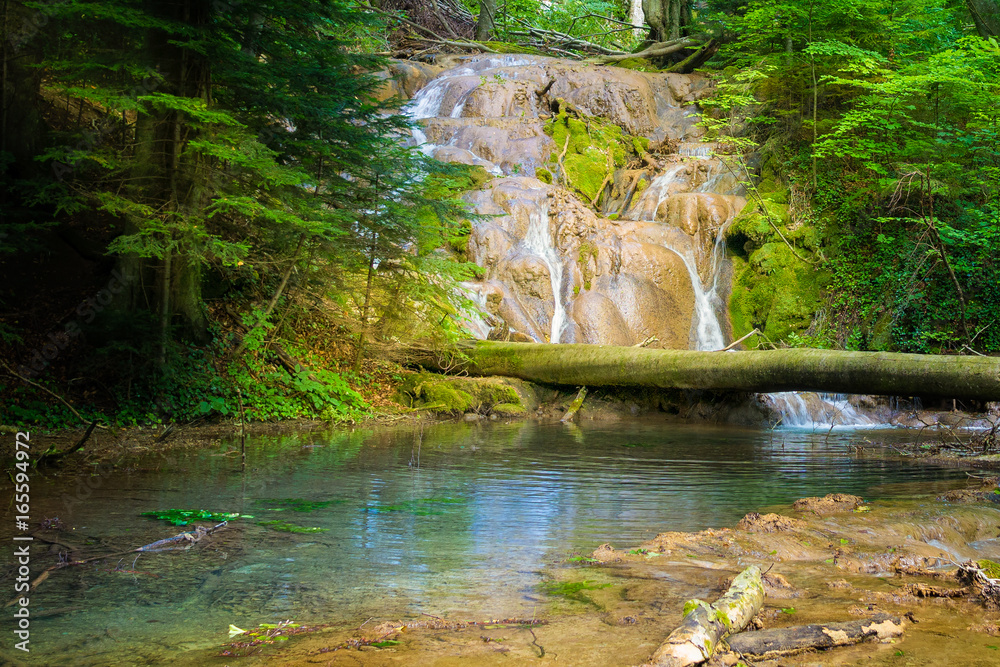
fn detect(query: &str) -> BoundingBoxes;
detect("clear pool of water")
[2,421,969,664]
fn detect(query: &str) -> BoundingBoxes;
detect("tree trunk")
[629,0,645,39]
[642,0,689,43]
[966,0,1000,37]
[475,0,496,41]
[0,2,46,177]
[111,0,211,345]
[421,341,1000,401]
[726,614,904,659]
[644,566,763,667]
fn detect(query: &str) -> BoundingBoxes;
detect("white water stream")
[523,209,568,343]
[767,392,881,429]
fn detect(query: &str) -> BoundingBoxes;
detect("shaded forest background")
[0,0,997,427]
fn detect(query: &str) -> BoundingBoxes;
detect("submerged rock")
[792,493,865,514]
[736,512,803,533]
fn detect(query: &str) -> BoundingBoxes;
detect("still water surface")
[4,421,968,664]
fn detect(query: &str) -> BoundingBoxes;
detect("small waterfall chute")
[767,392,883,429]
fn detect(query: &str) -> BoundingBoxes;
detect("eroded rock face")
[398,54,744,349]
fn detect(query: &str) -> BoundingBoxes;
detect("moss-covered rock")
[544,106,639,202]
[612,57,658,72]
[491,402,527,417]
[726,181,828,344]
[396,372,538,416]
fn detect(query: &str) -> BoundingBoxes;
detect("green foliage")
[702,0,1000,352]
[567,555,600,563]
[460,0,642,53]
[2,0,483,427]
[141,509,251,526]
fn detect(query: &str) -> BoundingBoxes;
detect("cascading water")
[767,392,881,429]
[459,282,492,340]
[401,55,887,427]
[523,209,567,343]
[665,247,725,351]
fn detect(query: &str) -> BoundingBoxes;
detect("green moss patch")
[726,182,828,344]
[612,57,658,72]
[396,372,533,415]
[544,105,640,202]
[480,42,544,55]
[542,579,612,604]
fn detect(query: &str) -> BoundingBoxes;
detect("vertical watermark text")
[12,431,32,652]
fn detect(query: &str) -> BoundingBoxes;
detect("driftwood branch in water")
[3,522,229,607]
[421,341,1000,401]
[957,560,1000,609]
[36,420,99,466]
[726,613,904,659]
[643,565,763,666]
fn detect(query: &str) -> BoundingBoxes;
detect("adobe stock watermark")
[3,0,68,53]
[51,68,161,182]
[16,270,133,379]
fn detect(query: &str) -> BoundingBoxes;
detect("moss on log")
[643,565,764,667]
[432,342,1000,401]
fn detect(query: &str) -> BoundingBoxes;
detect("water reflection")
[4,421,967,664]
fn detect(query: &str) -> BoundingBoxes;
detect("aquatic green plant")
[141,509,251,526]
[367,497,466,516]
[542,579,611,603]
[626,549,661,558]
[257,498,341,512]
[258,520,329,533]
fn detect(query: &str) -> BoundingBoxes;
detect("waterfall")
[663,246,725,351]
[523,209,567,343]
[632,162,734,351]
[767,392,881,429]
[459,283,492,340]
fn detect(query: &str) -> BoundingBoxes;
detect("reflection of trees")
[24,420,967,653]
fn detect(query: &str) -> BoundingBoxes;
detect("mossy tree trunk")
[645,566,764,667]
[425,341,1000,401]
[475,0,496,40]
[642,0,691,42]
[966,0,1000,37]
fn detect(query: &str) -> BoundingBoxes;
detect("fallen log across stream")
[420,341,1000,401]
